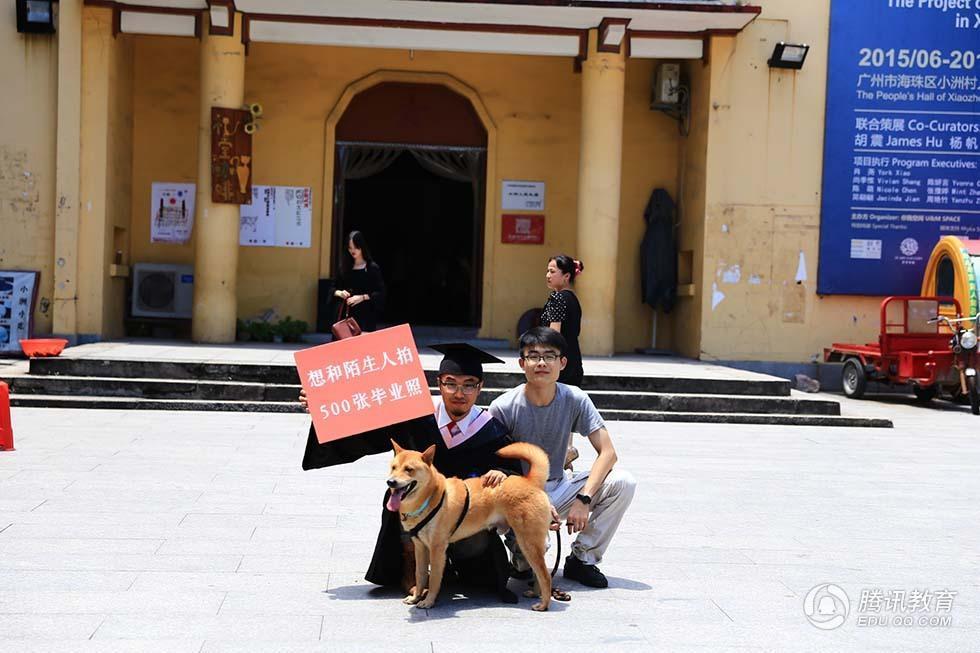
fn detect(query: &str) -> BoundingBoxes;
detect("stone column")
[576,29,626,356]
[53,0,82,340]
[192,12,245,343]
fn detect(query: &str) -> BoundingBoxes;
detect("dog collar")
[402,492,432,519]
[405,490,446,539]
[404,482,470,540]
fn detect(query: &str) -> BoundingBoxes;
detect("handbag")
[331,300,362,340]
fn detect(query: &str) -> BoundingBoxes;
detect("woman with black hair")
[541,254,584,387]
[334,230,386,332]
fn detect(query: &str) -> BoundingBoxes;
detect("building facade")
[1,0,895,370]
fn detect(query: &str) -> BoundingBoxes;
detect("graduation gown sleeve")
[301,415,435,471]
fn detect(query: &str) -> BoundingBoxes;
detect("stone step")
[595,409,892,428]
[2,375,838,415]
[7,395,891,427]
[5,375,296,402]
[26,357,792,397]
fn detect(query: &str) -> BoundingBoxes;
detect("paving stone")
[3,640,204,653]
[93,615,323,641]
[0,570,137,591]
[0,614,105,639]
[0,590,224,615]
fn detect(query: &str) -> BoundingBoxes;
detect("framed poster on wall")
[150,182,196,244]
[0,270,39,354]
[239,185,312,248]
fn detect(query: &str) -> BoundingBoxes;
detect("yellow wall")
[0,3,58,335]
[130,36,199,273]
[671,57,713,359]
[129,40,678,348]
[697,0,883,362]
[615,60,681,352]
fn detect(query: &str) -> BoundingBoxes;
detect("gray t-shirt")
[489,383,605,482]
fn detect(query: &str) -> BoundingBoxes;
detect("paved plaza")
[1,391,978,651]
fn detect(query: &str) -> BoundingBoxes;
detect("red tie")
[448,421,463,438]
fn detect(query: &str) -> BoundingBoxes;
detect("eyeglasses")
[521,352,562,363]
[439,380,481,395]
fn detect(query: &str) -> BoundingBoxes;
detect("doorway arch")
[320,71,498,331]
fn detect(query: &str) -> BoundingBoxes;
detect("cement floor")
[1,396,977,651]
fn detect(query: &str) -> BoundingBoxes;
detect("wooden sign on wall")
[210,107,252,204]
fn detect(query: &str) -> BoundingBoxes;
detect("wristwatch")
[575,493,592,505]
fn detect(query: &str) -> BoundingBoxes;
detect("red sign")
[502,214,545,244]
[294,324,435,444]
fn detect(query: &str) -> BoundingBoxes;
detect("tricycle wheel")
[912,385,937,402]
[969,376,980,416]
[841,359,867,399]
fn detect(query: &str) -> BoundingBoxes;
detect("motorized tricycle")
[927,312,980,415]
[824,296,962,405]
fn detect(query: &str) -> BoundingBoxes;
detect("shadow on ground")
[325,573,651,619]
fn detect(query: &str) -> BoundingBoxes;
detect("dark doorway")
[341,149,481,327]
[331,82,488,330]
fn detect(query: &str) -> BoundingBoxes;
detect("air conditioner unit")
[131,263,194,318]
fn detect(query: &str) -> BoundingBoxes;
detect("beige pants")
[510,467,637,568]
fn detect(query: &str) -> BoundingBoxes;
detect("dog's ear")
[390,439,404,455]
[421,444,436,465]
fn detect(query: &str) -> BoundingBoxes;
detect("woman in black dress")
[541,254,584,386]
[334,230,385,332]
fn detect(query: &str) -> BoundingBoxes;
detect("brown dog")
[386,440,553,611]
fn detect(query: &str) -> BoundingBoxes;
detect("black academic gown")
[301,407,521,597]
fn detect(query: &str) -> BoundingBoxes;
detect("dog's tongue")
[386,490,402,512]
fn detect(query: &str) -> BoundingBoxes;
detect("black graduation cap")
[429,343,504,380]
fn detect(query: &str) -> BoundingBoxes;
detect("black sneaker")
[563,555,608,588]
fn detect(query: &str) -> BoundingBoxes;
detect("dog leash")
[548,521,572,602]
[551,529,561,577]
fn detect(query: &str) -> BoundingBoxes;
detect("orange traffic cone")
[0,381,13,451]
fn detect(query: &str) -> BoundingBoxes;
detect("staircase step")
[2,375,838,415]
[477,389,840,415]
[595,409,892,428]
[27,357,792,397]
[7,395,890,427]
[4,375,298,402]
[8,394,303,413]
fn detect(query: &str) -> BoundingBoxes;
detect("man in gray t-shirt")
[489,327,636,589]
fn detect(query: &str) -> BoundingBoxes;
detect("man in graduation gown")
[301,343,521,603]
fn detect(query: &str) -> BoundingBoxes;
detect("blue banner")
[818,0,980,295]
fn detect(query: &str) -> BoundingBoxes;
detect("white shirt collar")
[436,399,480,431]
[434,399,491,449]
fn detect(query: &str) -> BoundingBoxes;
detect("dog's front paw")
[415,597,436,609]
[531,601,549,612]
[403,588,428,605]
